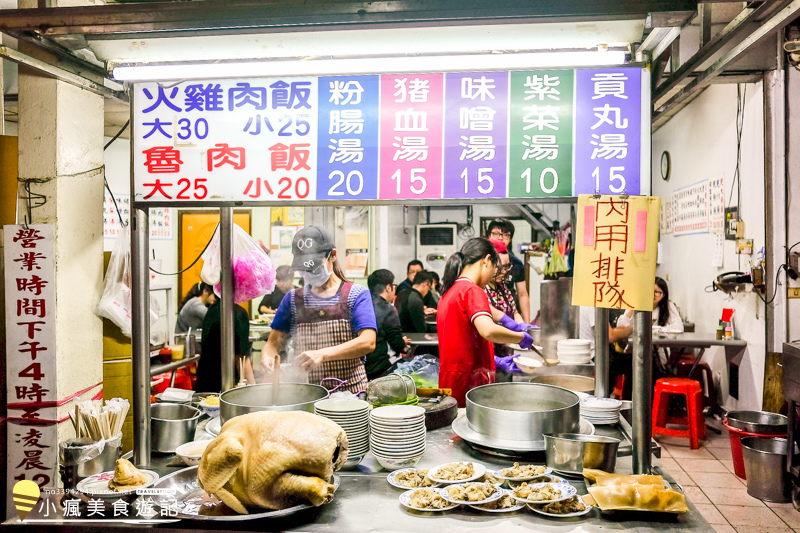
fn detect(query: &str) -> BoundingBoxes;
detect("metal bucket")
[543,433,621,475]
[465,383,580,443]
[741,437,791,502]
[220,383,329,423]
[726,411,788,435]
[529,374,595,394]
[151,403,202,453]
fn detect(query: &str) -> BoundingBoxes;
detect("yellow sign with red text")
[572,195,661,311]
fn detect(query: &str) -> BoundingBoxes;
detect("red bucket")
[723,419,786,479]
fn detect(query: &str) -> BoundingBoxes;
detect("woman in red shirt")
[437,238,535,406]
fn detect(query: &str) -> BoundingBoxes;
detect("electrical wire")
[727,84,746,209]
[103,119,131,228]
[756,264,787,305]
[149,224,219,277]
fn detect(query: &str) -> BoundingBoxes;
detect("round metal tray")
[150,465,340,521]
[452,414,594,454]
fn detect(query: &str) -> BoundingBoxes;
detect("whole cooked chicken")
[197,411,348,514]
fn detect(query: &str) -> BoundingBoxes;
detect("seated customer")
[175,282,216,334]
[396,259,423,294]
[365,269,410,380]
[195,294,256,393]
[616,277,684,332]
[258,265,295,314]
[395,270,434,333]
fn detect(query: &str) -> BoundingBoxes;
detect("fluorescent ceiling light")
[113,50,628,81]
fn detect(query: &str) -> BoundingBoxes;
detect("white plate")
[509,482,577,504]
[314,398,370,412]
[558,339,591,347]
[428,462,487,484]
[370,405,426,419]
[492,465,553,481]
[205,417,221,436]
[440,484,505,505]
[387,469,441,490]
[580,397,623,410]
[76,469,160,499]
[469,496,526,513]
[370,447,426,457]
[507,475,566,487]
[399,488,459,512]
[527,497,593,518]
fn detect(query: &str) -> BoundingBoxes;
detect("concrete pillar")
[16,47,105,448]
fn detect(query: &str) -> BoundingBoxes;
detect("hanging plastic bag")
[202,223,276,304]
[96,226,160,343]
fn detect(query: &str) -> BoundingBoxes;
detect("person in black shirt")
[395,270,434,333]
[258,265,295,314]
[396,259,423,295]
[195,297,255,392]
[365,269,410,379]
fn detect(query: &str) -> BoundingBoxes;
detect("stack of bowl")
[557,339,592,364]
[314,398,370,468]
[369,405,426,471]
[579,397,622,425]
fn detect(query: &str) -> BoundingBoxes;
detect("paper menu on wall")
[660,196,674,234]
[709,177,725,234]
[713,232,724,267]
[673,180,709,236]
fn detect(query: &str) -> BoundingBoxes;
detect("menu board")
[674,180,709,236]
[132,68,647,205]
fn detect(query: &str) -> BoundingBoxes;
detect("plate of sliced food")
[427,462,486,484]
[510,482,577,504]
[440,483,504,506]
[387,469,441,490]
[76,458,159,499]
[528,495,593,517]
[399,488,460,512]
[478,471,503,487]
[492,462,553,481]
[507,474,566,488]
[468,493,526,513]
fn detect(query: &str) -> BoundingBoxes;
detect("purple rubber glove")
[498,314,521,331]
[494,355,521,373]
[518,331,535,349]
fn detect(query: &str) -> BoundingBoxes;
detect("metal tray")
[452,414,594,454]
[150,465,340,521]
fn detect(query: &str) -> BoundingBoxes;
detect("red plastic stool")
[675,357,718,412]
[612,375,626,400]
[652,377,706,449]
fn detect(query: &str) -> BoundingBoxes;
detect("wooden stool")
[652,377,706,449]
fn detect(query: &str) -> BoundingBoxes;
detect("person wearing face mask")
[438,238,536,407]
[260,226,377,393]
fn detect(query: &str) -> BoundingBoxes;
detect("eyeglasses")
[654,290,664,296]
[390,283,398,291]
[489,230,511,238]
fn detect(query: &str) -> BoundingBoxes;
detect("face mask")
[302,259,332,287]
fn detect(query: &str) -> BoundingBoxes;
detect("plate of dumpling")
[151,411,347,520]
[76,458,159,499]
[581,469,689,515]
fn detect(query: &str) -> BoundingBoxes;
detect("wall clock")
[660,151,671,181]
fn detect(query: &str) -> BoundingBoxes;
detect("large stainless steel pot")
[220,383,329,423]
[151,403,202,453]
[465,383,580,443]
[543,433,620,475]
[529,374,595,394]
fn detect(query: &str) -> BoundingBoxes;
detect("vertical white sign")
[4,224,59,505]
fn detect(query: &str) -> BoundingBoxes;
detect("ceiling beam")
[652,0,800,130]
[0,0,696,38]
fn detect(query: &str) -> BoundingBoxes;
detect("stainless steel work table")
[7,416,712,532]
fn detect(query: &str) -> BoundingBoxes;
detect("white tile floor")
[656,420,799,533]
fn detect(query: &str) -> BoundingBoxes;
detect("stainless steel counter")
[7,416,711,532]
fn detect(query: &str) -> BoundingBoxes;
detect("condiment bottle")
[725,326,733,340]
[716,325,724,340]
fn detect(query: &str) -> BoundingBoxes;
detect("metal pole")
[632,310,653,474]
[131,207,151,466]
[220,207,235,391]
[594,307,610,398]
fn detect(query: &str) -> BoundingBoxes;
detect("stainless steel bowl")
[465,383,580,443]
[543,433,621,475]
[528,374,595,394]
[220,383,329,423]
[151,403,203,453]
[726,411,788,435]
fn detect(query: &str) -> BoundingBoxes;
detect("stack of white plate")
[369,405,427,471]
[557,339,593,364]
[314,398,370,468]
[579,397,622,425]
